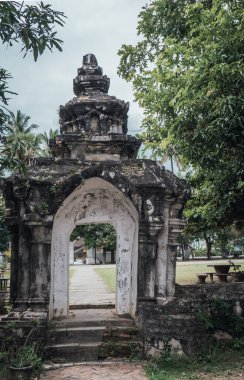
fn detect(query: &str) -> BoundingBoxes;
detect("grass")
[176,263,211,284]
[69,268,76,282]
[145,342,244,380]
[1,269,10,279]
[0,363,8,380]
[176,260,243,284]
[89,260,244,290]
[93,267,116,292]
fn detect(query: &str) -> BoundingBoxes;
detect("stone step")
[48,325,140,345]
[47,340,143,363]
[48,326,105,344]
[69,304,115,310]
[46,310,142,362]
[103,326,142,342]
[98,341,143,360]
[46,342,99,363]
[55,317,135,328]
[46,323,143,362]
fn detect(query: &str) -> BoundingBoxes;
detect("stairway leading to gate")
[46,309,142,363]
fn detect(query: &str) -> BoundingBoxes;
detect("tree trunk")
[206,242,212,260]
[218,229,228,258]
[203,232,212,260]
[102,248,106,264]
[170,156,174,174]
[111,249,115,264]
[181,244,185,260]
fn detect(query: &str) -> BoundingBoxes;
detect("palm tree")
[40,128,59,156]
[159,147,183,175]
[19,133,42,165]
[0,110,42,173]
[7,110,38,134]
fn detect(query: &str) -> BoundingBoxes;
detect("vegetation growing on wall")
[197,298,244,337]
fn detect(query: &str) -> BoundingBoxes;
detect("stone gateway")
[2,54,187,319]
[1,55,243,358]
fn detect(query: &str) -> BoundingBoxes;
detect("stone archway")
[49,177,138,319]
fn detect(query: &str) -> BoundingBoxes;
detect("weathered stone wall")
[137,283,244,357]
[1,158,187,317]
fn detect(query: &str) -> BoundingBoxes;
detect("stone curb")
[43,360,147,371]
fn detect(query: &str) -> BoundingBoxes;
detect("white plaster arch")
[49,177,138,319]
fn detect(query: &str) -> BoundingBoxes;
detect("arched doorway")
[68,222,117,308]
[49,177,138,319]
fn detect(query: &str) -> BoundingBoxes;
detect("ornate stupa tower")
[50,53,141,161]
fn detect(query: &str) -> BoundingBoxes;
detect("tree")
[0,194,10,252]
[71,224,117,263]
[40,128,59,156]
[71,224,116,251]
[0,110,42,172]
[6,110,38,134]
[0,1,65,135]
[118,0,244,228]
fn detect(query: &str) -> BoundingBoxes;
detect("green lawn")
[92,260,244,290]
[93,267,116,292]
[176,260,243,284]
[176,263,209,284]
[2,269,10,279]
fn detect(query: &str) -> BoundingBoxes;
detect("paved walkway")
[40,363,148,379]
[69,265,115,306]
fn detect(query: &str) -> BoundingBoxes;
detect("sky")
[1,0,146,136]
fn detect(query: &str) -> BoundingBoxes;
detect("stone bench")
[196,273,208,284]
[214,273,232,283]
[205,272,215,283]
[196,272,233,284]
[0,278,9,290]
[0,269,5,278]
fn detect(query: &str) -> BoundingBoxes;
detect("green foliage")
[0,1,65,62]
[0,195,9,252]
[0,256,7,272]
[231,338,244,350]
[0,322,43,375]
[145,353,191,380]
[193,248,207,257]
[40,128,59,156]
[118,0,244,228]
[197,298,244,337]
[0,110,43,173]
[9,344,41,369]
[71,224,116,251]
[36,201,49,216]
[0,69,16,129]
[0,1,65,170]
[181,224,244,259]
[145,339,244,380]
[228,259,240,272]
[0,362,8,379]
